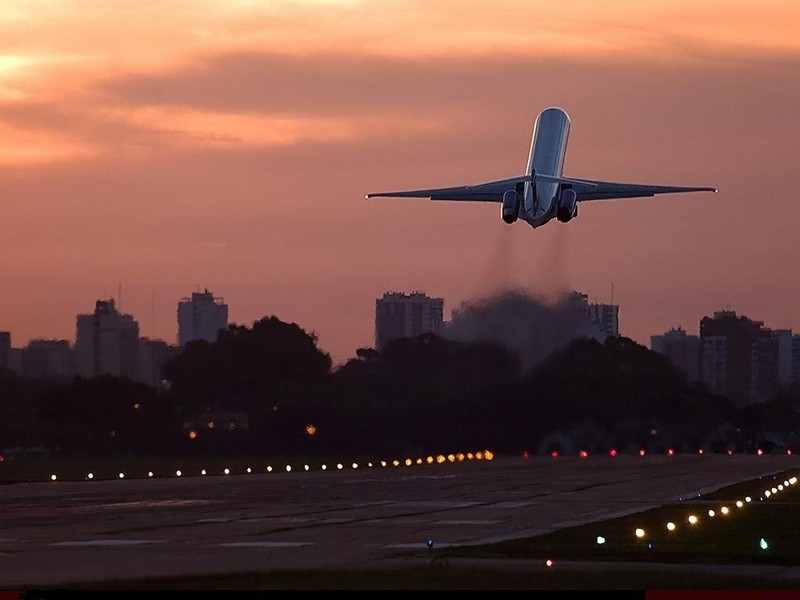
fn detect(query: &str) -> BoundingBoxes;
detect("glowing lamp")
[596,536,606,545]
[545,559,554,569]
[176,470,182,477]
[765,490,771,498]
[736,501,744,508]
[201,469,206,475]
[415,458,422,465]
[87,473,94,480]
[667,448,674,457]
[579,450,588,458]
[267,466,273,472]
[392,460,400,467]
[708,509,715,517]
[118,473,124,479]
[50,474,57,481]
[148,471,153,477]
[426,457,434,464]
[337,463,344,470]
[666,522,676,531]
[381,461,387,467]
[771,487,778,494]
[304,465,309,471]
[353,462,359,469]
[745,496,752,503]
[609,449,617,457]
[224,468,230,475]
[639,449,646,457]
[698,448,704,455]
[247,468,252,474]
[285,465,291,472]
[760,538,769,550]
[319,465,324,471]
[688,515,698,524]
[551,450,559,458]
[757,449,763,456]
[635,528,645,538]
[523,450,530,459]
[720,506,729,515]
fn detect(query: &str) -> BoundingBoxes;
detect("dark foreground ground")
[2,452,799,590]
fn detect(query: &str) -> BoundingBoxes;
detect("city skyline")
[1,2,799,365]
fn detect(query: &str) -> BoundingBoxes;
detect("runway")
[0,453,796,587]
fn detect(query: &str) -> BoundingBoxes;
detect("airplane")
[365,107,717,228]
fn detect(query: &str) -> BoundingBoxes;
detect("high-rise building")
[651,327,700,381]
[0,331,9,371]
[375,291,444,350]
[573,292,620,339]
[22,340,72,379]
[700,310,778,407]
[75,299,140,379]
[772,329,793,388]
[792,335,800,386]
[177,289,228,346]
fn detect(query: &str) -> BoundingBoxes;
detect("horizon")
[1,1,799,365]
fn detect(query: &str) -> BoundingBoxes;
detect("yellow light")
[285,465,291,472]
[666,522,676,531]
[467,453,474,460]
[426,456,434,464]
[50,474,57,481]
[381,460,387,467]
[188,430,198,440]
[457,453,465,462]
[405,458,413,466]
[267,466,273,472]
[476,452,484,460]
[635,528,645,538]
[392,460,400,467]
[133,402,141,410]
[688,515,698,524]
[305,424,317,437]
[708,509,715,517]
[224,468,230,475]
[415,458,422,465]
[176,470,182,477]
[118,473,124,479]
[736,500,744,508]
[720,506,729,515]
[436,455,446,464]
[447,454,455,463]
[485,450,494,460]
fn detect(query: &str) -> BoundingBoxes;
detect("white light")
[304,464,310,471]
[765,490,771,498]
[247,468,252,474]
[267,466,273,472]
[635,528,645,538]
[321,464,327,471]
[368,462,373,467]
[176,470,182,477]
[148,471,154,478]
[285,465,291,472]
[50,474,57,481]
[87,473,94,480]
[772,487,778,494]
[596,536,606,545]
[790,477,797,485]
[784,480,790,486]
[760,537,769,550]
[745,496,752,503]
[666,522,676,531]
[119,472,125,479]
[778,485,784,491]
[736,500,744,508]
[337,463,343,470]
[708,510,715,517]
[224,468,230,475]
[720,506,729,515]
[352,463,358,469]
[380,461,387,467]
[688,515,698,524]
[201,469,206,475]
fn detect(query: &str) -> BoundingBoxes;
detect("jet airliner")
[365,107,717,228]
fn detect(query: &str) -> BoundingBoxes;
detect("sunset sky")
[1,0,799,365]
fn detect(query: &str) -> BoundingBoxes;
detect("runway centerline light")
[635,528,645,538]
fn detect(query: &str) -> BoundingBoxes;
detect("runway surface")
[0,454,796,587]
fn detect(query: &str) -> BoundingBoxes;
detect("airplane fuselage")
[522,107,571,228]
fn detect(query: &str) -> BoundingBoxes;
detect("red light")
[639,449,646,457]
[609,449,617,457]
[545,559,554,569]
[757,449,763,456]
[698,448,704,455]
[727,449,733,456]
[579,450,588,458]
[667,449,674,457]
[551,450,559,458]
[788,449,793,456]
[0,453,4,462]
[522,450,530,459]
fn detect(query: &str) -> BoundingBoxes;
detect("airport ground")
[1,453,799,590]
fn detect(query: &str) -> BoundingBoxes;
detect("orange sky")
[1,0,799,365]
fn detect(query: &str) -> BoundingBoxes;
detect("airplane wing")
[570,178,717,202]
[365,175,529,203]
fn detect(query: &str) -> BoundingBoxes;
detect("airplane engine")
[501,189,520,224]
[556,189,578,223]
